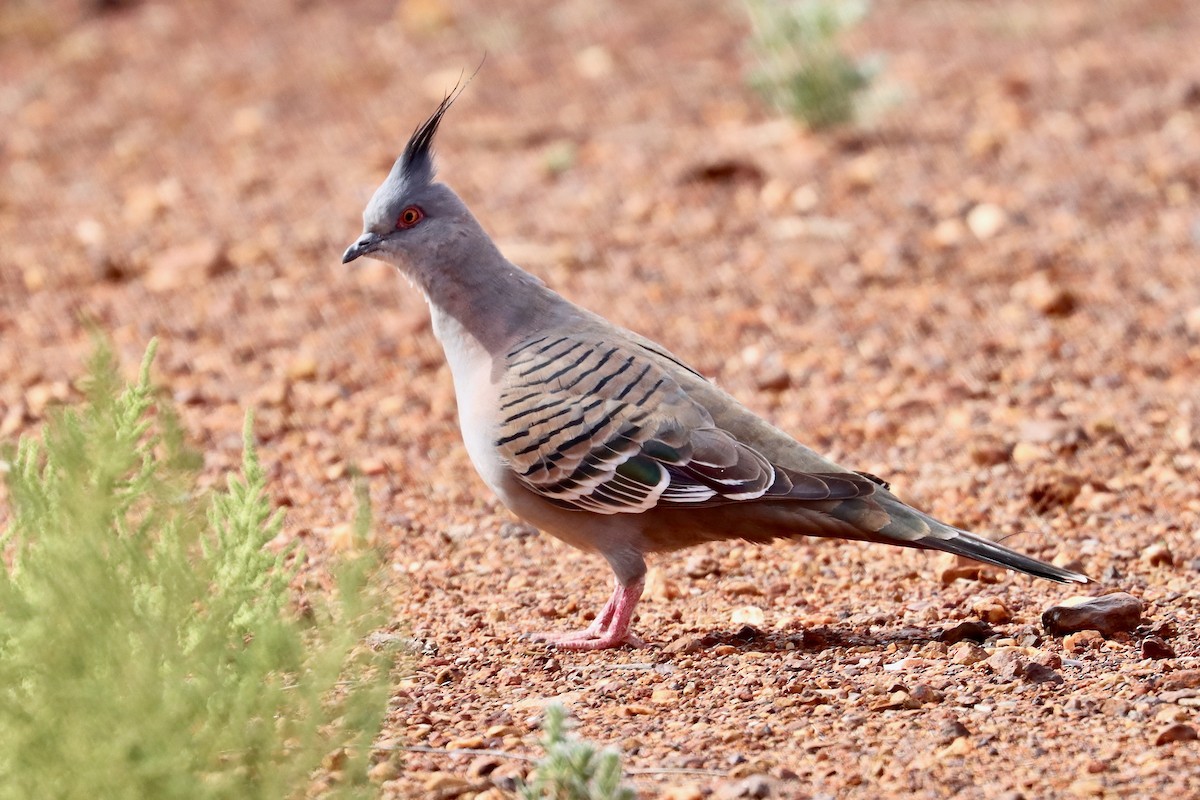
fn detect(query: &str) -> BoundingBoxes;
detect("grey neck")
[417,241,567,358]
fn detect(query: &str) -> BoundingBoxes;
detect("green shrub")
[519,704,635,800]
[746,0,875,129]
[0,340,392,799]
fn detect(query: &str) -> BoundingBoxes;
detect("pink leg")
[529,578,645,650]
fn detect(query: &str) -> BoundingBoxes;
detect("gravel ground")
[2,1,1199,797]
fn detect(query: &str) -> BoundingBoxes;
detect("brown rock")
[724,580,763,597]
[663,636,704,654]
[971,597,1012,624]
[1155,723,1199,746]
[466,756,501,778]
[949,641,988,665]
[969,439,1011,466]
[1027,473,1083,513]
[1142,542,1174,567]
[870,689,922,711]
[754,359,791,392]
[1063,630,1104,653]
[1013,272,1077,316]
[717,773,776,799]
[651,688,680,704]
[1141,635,1175,660]
[940,620,996,644]
[1023,662,1064,685]
[684,555,720,579]
[1042,593,1143,636]
[986,648,1028,680]
[1161,670,1200,691]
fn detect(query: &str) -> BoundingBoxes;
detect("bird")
[343,89,1088,651]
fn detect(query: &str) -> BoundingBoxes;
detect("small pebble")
[966,202,1007,239]
[1142,542,1174,567]
[1155,723,1199,746]
[1141,635,1175,660]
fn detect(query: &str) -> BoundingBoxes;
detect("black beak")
[342,233,380,264]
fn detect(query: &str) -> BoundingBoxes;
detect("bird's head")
[342,88,476,276]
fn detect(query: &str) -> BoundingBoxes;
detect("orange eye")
[397,205,424,229]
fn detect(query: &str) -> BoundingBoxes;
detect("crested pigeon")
[343,92,1088,651]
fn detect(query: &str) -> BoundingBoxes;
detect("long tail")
[925,527,1088,584]
[823,491,1090,584]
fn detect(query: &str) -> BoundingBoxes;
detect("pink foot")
[527,578,644,651]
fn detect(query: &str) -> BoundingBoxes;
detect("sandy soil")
[2,0,1200,797]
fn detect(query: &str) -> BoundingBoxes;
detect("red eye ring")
[397,205,424,229]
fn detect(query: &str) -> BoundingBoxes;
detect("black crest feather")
[396,64,480,188]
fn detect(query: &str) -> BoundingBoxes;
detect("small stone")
[651,688,680,704]
[1184,305,1200,337]
[1023,662,1064,685]
[971,597,1012,624]
[966,203,1007,239]
[1141,636,1176,660]
[938,736,974,757]
[422,772,473,797]
[287,355,319,381]
[986,648,1028,680]
[447,735,484,750]
[1161,670,1200,690]
[1067,776,1105,797]
[1013,272,1077,316]
[466,756,501,778]
[1011,441,1051,465]
[932,218,966,248]
[870,690,921,711]
[845,152,881,190]
[684,555,720,579]
[724,580,763,597]
[1027,473,1083,513]
[661,786,705,800]
[949,641,988,665]
[717,773,776,799]
[485,724,520,739]
[938,719,971,744]
[1063,630,1104,653]
[1155,723,1199,746]
[969,439,1011,466]
[908,683,943,704]
[940,620,996,644]
[941,556,1001,586]
[731,606,765,627]
[368,760,400,783]
[1042,593,1144,636]
[754,358,791,392]
[1143,542,1174,567]
[663,636,704,654]
[575,45,614,80]
[359,456,387,476]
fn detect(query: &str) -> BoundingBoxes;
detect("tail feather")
[925,527,1088,584]
[833,493,1090,584]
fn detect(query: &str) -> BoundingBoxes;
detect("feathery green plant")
[519,704,635,800]
[746,0,876,129]
[0,340,392,800]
